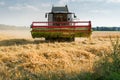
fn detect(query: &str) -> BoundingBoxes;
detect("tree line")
[92,27,120,31]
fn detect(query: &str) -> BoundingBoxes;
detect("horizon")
[0,0,120,27]
[0,24,120,28]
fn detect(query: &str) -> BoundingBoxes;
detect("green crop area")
[31,31,91,38]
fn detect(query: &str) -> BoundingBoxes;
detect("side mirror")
[74,14,77,18]
[45,13,47,18]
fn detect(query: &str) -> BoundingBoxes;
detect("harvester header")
[31,5,92,41]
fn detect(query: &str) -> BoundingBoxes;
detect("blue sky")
[0,0,120,27]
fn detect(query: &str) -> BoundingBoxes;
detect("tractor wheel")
[63,37,75,42]
[71,37,75,41]
[45,37,53,41]
[45,37,49,41]
[45,37,56,41]
[69,37,75,42]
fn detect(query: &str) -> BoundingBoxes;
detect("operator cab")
[45,5,76,26]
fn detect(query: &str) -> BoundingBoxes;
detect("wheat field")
[0,30,120,79]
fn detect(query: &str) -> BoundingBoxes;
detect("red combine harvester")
[31,5,92,41]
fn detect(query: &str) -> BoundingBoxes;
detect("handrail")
[32,21,91,24]
[31,21,91,28]
[31,21,92,33]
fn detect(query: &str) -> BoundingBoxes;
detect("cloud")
[57,0,104,5]
[8,4,39,11]
[106,0,120,3]
[9,5,22,10]
[41,3,51,8]
[90,9,109,14]
[59,0,120,3]
[57,0,79,5]
[70,0,120,3]
[25,5,39,11]
[0,2,5,6]
[58,0,69,5]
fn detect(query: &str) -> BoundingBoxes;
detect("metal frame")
[31,21,91,32]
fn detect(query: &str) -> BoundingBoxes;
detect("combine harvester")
[31,5,92,41]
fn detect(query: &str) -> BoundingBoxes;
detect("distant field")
[0,29,120,39]
[0,29,120,79]
[92,31,120,38]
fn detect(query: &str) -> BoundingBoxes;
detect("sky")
[0,0,120,27]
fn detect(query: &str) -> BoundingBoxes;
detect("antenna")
[51,0,53,5]
[50,0,54,7]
